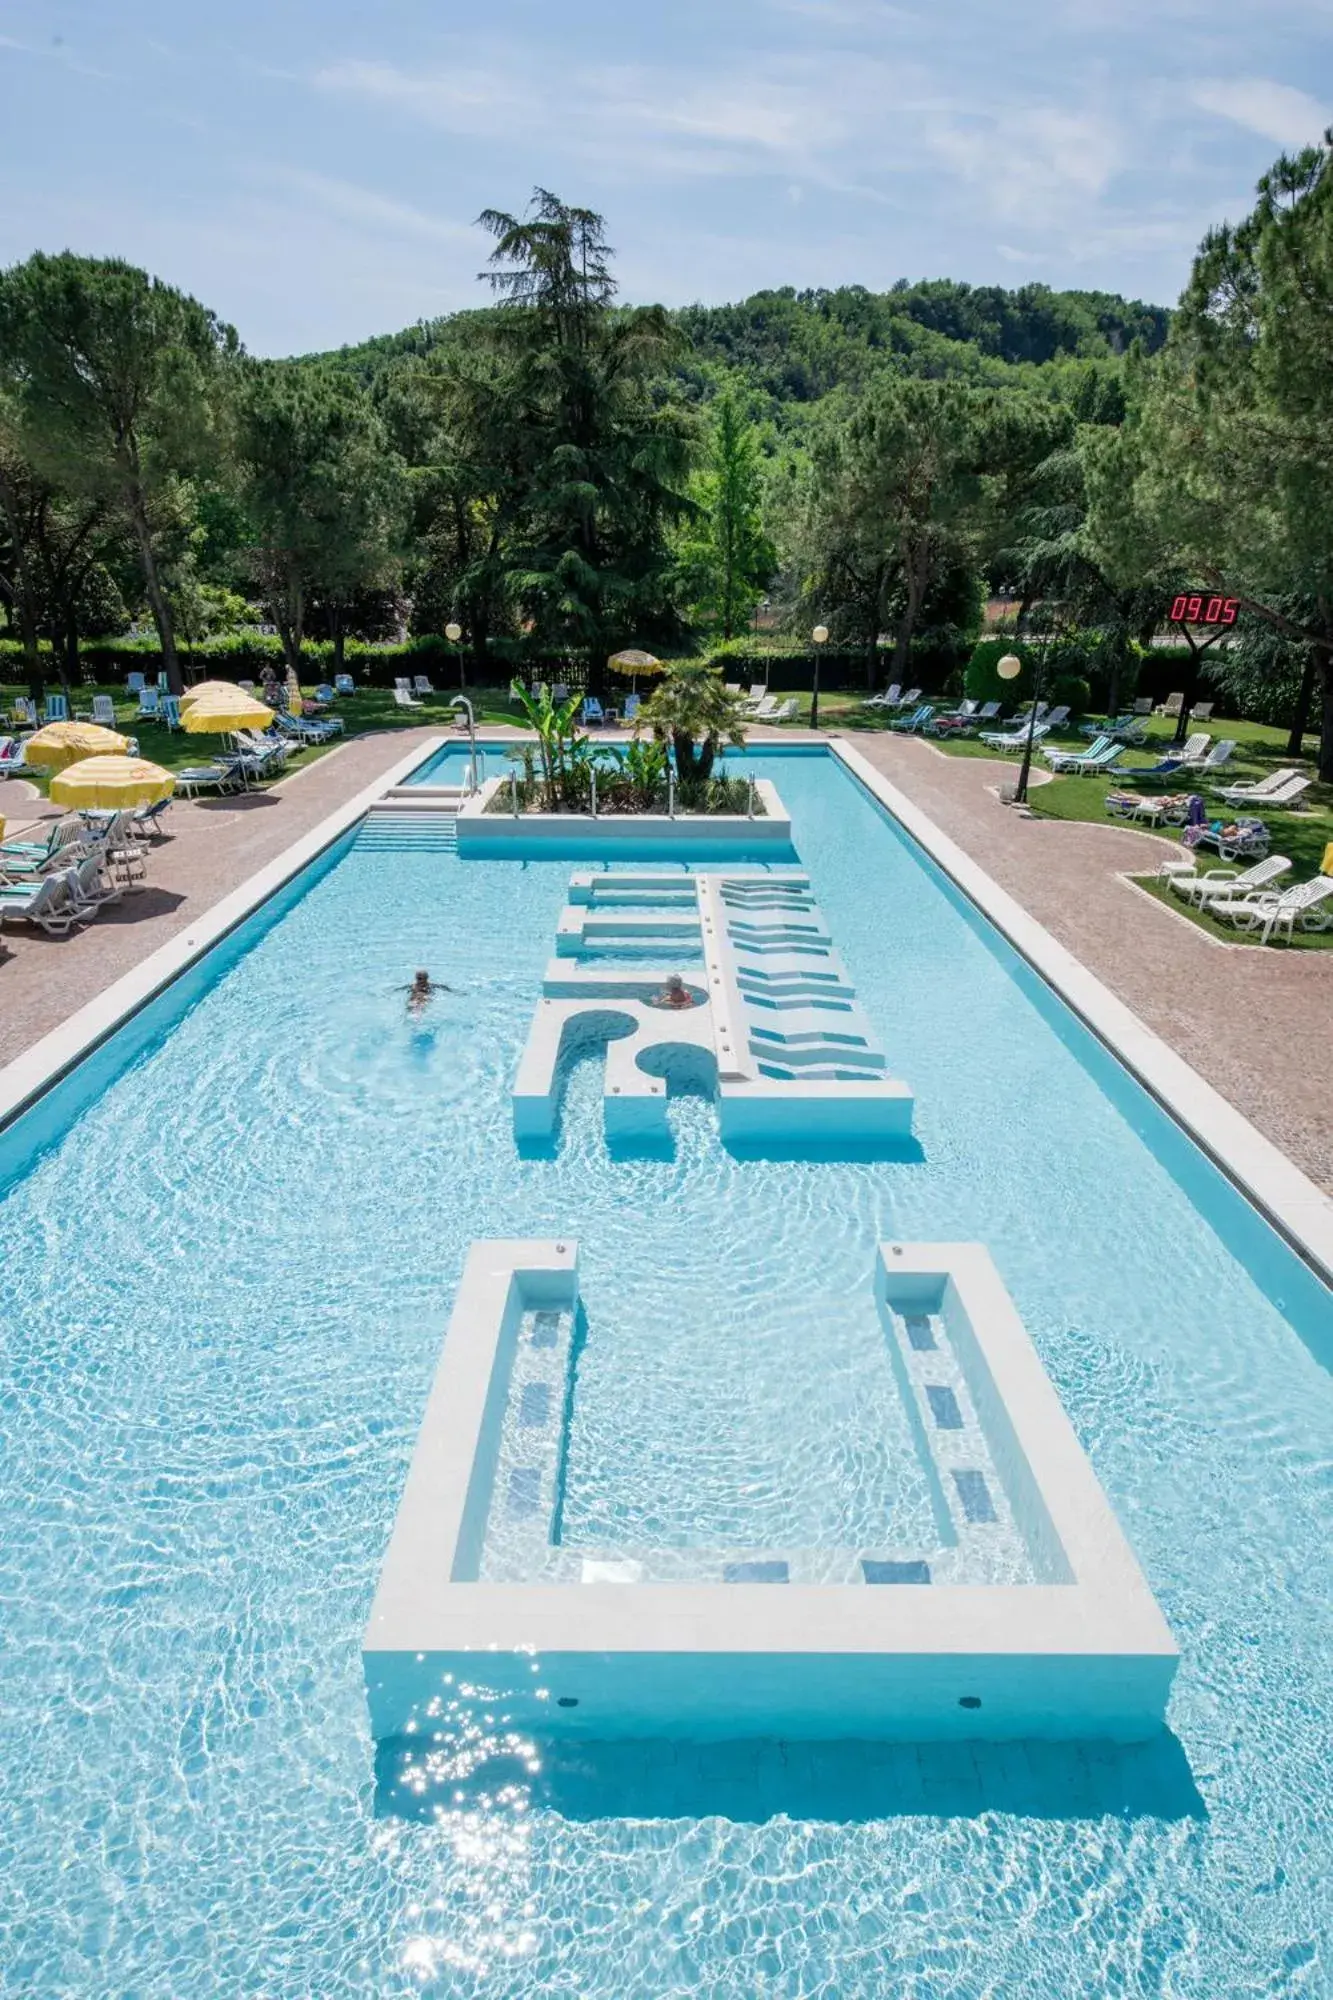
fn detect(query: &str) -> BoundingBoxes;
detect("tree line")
[1,150,1331,775]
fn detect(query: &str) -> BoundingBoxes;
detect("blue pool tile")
[904,1314,936,1351]
[926,1384,963,1430]
[507,1467,542,1516]
[530,1311,561,1348]
[519,1382,551,1427]
[953,1470,997,1523]
[723,1560,789,1583]
[862,1559,931,1584]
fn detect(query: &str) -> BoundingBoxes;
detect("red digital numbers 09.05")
[1169,593,1238,626]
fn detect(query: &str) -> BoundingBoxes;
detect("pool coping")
[0,733,447,1136]
[829,738,1333,1290]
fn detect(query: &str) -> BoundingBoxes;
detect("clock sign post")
[1166,592,1238,741]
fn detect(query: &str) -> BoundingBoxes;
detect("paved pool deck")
[0,728,440,1068]
[851,732,1332,1195]
[1,722,1328,1193]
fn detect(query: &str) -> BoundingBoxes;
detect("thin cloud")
[266,168,476,247]
[1189,77,1329,148]
[926,104,1123,225]
[313,57,531,133]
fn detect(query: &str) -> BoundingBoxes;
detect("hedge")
[0,632,495,688]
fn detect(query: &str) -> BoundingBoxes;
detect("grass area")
[1131,873,1333,949]
[1,678,530,802]
[829,693,1333,949]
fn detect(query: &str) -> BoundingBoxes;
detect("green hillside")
[311,278,1169,419]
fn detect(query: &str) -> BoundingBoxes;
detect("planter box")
[455,777,794,860]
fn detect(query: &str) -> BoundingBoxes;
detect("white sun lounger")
[1214,769,1308,808]
[1171,855,1291,908]
[1206,875,1333,944]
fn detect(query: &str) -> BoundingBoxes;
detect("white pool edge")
[0,733,446,1133]
[830,737,1333,1290]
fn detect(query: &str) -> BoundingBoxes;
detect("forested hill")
[311,278,1171,413]
[675,281,1169,398]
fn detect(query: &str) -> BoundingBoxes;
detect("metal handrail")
[450,696,479,795]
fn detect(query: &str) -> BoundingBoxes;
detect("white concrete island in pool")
[362,1239,1178,1745]
[455,775,793,856]
[511,868,915,1151]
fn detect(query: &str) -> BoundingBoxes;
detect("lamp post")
[811,624,828,730]
[756,598,771,687]
[445,620,463,693]
[997,646,1045,807]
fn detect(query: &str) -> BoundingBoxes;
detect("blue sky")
[2,0,1329,354]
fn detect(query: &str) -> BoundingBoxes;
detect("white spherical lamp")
[812,624,829,645]
[445,621,462,643]
[996,652,1022,681]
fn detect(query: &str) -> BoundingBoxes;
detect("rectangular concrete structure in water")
[363,1240,1178,1743]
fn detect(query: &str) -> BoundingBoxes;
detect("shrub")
[1047,672,1091,717]
[965,636,1033,705]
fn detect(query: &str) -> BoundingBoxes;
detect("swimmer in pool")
[653,973,696,1010]
[402,969,452,1014]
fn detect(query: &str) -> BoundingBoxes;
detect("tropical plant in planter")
[618,735,669,811]
[636,661,748,787]
[509,679,587,807]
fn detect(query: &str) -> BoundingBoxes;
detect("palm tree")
[637,661,747,785]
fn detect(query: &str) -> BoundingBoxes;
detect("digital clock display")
[1169,593,1238,626]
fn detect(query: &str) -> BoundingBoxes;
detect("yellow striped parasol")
[180,689,275,735]
[180,679,263,710]
[22,720,130,771]
[49,755,176,809]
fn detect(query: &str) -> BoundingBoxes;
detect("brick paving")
[850,732,1333,1193]
[2,720,1329,1192]
[0,728,437,1066]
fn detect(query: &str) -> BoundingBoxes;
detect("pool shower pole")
[747,776,756,818]
[590,769,598,819]
[668,772,676,819]
[450,696,478,794]
[511,771,519,817]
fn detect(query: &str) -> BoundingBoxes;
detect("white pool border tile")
[0,733,445,1135]
[830,737,1333,1288]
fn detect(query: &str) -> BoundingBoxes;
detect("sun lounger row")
[0,809,157,932]
[1166,858,1333,943]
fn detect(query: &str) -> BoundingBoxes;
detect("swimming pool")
[1,745,1329,1995]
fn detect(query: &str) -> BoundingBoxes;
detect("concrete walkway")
[851,732,1332,1193]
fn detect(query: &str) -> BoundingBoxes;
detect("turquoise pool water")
[1,747,1329,1996]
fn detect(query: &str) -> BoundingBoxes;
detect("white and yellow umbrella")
[21,720,130,772]
[49,755,176,810]
[180,689,275,736]
[179,679,266,712]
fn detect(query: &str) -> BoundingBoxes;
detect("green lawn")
[817,693,1333,949]
[2,678,530,797]
[1132,874,1333,949]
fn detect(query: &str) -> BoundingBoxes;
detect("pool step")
[357,795,461,851]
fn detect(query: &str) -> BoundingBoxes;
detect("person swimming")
[403,969,452,1015]
[651,973,697,1010]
